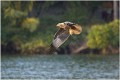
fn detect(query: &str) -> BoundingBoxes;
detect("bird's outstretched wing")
[48,29,70,54]
[54,28,65,39]
[52,30,70,48]
[52,28,70,49]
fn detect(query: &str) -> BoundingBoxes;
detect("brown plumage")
[48,21,82,54]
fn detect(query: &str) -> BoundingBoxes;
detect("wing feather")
[52,30,70,48]
[69,24,82,35]
[54,28,65,39]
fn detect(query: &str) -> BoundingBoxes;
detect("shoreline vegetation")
[1,1,119,55]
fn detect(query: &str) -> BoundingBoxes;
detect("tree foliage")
[87,20,119,50]
[1,1,117,54]
[1,1,39,43]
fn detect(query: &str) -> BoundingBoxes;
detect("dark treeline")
[1,1,119,55]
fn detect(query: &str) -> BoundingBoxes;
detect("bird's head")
[64,21,75,26]
[56,21,74,29]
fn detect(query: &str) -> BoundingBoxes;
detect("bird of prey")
[48,21,82,54]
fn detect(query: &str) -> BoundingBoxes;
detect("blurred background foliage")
[87,20,119,54]
[1,1,119,55]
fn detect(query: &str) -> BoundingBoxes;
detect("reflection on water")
[1,54,119,79]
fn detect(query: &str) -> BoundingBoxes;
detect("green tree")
[1,1,39,43]
[87,20,119,54]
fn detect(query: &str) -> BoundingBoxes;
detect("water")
[1,54,119,79]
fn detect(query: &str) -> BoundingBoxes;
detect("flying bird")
[48,21,82,54]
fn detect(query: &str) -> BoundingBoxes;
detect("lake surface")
[1,54,119,79]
